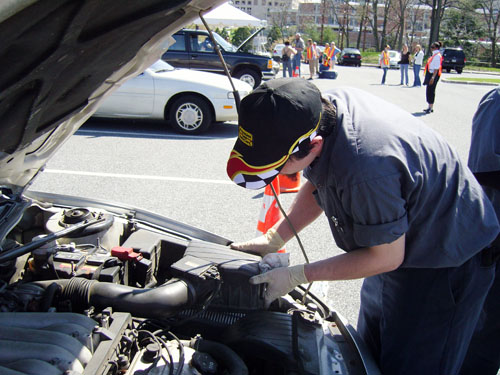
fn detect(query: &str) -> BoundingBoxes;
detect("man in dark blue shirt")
[461,87,500,375]
[226,78,499,375]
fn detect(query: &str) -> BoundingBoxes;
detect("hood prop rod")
[0,217,105,263]
[198,10,241,115]
[269,184,313,304]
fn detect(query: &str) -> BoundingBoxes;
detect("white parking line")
[44,169,232,184]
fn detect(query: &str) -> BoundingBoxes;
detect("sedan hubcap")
[176,103,202,130]
[239,74,255,88]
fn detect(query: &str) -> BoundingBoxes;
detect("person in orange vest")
[306,39,318,80]
[321,43,330,66]
[329,42,341,69]
[379,45,390,85]
[322,43,336,70]
[423,41,443,114]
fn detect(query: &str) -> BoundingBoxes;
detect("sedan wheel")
[168,95,212,134]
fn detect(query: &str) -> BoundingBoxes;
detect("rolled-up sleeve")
[342,174,408,247]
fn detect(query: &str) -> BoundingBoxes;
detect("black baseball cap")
[226,78,322,189]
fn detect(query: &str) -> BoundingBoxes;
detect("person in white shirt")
[412,44,424,87]
[423,41,443,114]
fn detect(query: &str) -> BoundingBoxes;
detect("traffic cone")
[256,177,286,252]
[278,172,301,193]
[293,66,299,77]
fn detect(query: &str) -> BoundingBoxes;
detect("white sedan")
[94,60,252,134]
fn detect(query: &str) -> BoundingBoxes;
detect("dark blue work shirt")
[468,87,500,218]
[304,88,499,268]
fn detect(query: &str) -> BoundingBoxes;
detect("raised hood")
[0,0,223,196]
[236,26,266,52]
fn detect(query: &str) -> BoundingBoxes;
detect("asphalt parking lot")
[31,64,497,327]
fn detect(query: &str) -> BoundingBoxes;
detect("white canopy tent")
[193,2,266,28]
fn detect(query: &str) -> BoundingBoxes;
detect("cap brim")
[226,150,288,189]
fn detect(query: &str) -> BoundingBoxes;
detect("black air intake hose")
[33,277,201,319]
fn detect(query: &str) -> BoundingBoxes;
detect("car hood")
[236,27,266,52]
[0,0,224,197]
[156,67,252,92]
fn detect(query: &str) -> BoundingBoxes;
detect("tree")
[267,25,282,44]
[395,0,414,49]
[356,0,370,49]
[380,0,393,49]
[370,0,381,49]
[441,2,485,47]
[476,0,500,67]
[424,0,455,55]
[231,27,252,52]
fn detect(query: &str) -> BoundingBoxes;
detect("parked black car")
[162,29,276,88]
[441,48,466,74]
[338,48,362,67]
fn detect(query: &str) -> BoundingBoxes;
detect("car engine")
[0,198,362,375]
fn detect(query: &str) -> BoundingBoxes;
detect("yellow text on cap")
[239,127,253,147]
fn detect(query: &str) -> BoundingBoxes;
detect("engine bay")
[0,198,364,375]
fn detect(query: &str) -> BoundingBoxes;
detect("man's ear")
[310,136,324,156]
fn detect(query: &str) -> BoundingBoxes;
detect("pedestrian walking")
[399,44,410,85]
[412,44,424,87]
[281,41,296,78]
[292,33,304,77]
[423,41,443,113]
[226,78,499,375]
[379,45,390,84]
[461,87,500,375]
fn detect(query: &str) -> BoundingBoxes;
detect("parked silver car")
[94,60,251,134]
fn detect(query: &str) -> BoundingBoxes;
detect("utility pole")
[320,0,326,44]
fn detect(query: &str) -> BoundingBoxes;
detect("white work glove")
[250,264,308,308]
[259,252,290,273]
[230,228,285,256]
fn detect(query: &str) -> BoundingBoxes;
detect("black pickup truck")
[162,28,276,88]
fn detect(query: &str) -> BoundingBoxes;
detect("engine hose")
[188,338,248,375]
[32,277,200,319]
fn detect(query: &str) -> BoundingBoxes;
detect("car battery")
[52,251,121,280]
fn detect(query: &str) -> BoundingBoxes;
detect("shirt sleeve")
[341,174,408,247]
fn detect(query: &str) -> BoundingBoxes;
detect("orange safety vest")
[424,52,443,76]
[307,46,316,60]
[381,51,389,66]
[323,47,335,66]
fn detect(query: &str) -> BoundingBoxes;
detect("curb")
[442,79,499,86]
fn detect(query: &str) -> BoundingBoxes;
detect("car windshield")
[149,60,175,72]
[213,32,237,52]
[389,51,398,57]
[443,49,464,57]
[344,48,358,53]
